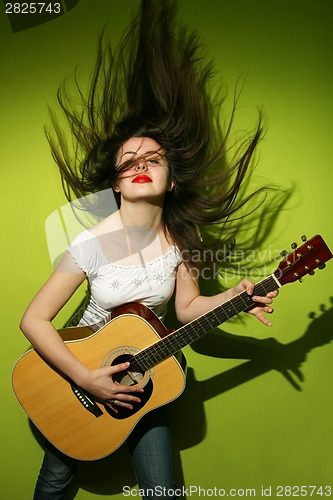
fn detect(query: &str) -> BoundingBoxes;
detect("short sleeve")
[66,230,105,276]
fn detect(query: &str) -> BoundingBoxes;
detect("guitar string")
[130,275,278,371]
[134,276,276,369]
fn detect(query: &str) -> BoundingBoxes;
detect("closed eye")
[147,157,160,164]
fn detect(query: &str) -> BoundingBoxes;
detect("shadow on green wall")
[188,297,333,395]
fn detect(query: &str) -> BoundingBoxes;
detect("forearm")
[19,268,90,385]
[175,274,276,327]
[20,316,90,387]
[176,287,236,324]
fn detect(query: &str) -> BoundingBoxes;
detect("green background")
[1,1,332,498]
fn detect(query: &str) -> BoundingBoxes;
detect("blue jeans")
[33,408,180,499]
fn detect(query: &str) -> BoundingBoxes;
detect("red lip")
[132,174,153,183]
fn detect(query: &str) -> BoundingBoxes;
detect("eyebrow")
[120,151,136,159]
[120,150,164,160]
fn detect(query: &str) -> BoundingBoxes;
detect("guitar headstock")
[274,235,332,286]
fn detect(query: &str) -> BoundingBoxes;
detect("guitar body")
[12,304,186,461]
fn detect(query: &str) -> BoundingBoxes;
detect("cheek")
[165,171,174,190]
[112,168,133,191]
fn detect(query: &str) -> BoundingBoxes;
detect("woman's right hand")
[81,362,144,413]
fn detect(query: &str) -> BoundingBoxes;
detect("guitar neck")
[133,274,281,372]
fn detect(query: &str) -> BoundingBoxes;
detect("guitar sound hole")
[105,353,153,420]
[111,354,145,385]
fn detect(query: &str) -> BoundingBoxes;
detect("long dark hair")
[46,0,266,268]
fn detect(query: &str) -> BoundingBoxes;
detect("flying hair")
[45,0,269,269]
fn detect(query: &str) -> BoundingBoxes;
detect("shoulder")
[88,211,122,237]
[67,229,106,274]
[68,209,122,252]
[69,229,95,245]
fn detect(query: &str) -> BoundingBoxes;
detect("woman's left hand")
[233,279,278,327]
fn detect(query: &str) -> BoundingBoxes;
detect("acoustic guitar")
[12,235,332,461]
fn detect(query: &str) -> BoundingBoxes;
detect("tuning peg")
[291,242,298,249]
[318,263,326,270]
[280,250,288,258]
[301,235,307,242]
[308,270,315,276]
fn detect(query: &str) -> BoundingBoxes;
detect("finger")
[105,401,118,414]
[106,400,134,412]
[249,305,274,316]
[107,362,131,374]
[252,295,273,305]
[260,317,272,327]
[255,306,274,314]
[107,364,145,393]
[106,396,140,412]
[114,392,141,403]
[261,316,272,326]
[113,382,144,394]
[255,311,273,327]
[243,279,254,295]
[112,399,137,410]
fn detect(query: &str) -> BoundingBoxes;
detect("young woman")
[20,1,278,498]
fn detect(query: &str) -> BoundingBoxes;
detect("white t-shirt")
[67,230,182,327]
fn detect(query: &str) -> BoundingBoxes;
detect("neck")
[119,200,164,233]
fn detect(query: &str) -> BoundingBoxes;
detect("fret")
[215,309,231,324]
[131,274,279,371]
[197,315,215,332]
[254,282,268,296]
[162,334,181,354]
[229,299,241,315]
[223,307,233,319]
[239,291,253,308]
[166,330,183,350]
[211,309,222,324]
[142,351,160,366]
[183,321,202,342]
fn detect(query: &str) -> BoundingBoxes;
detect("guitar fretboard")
[130,274,280,372]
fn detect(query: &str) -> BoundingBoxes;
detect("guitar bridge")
[71,382,103,418]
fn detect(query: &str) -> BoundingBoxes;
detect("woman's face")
[114,137,174,203]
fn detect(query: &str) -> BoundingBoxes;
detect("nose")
[134,159,148,171]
